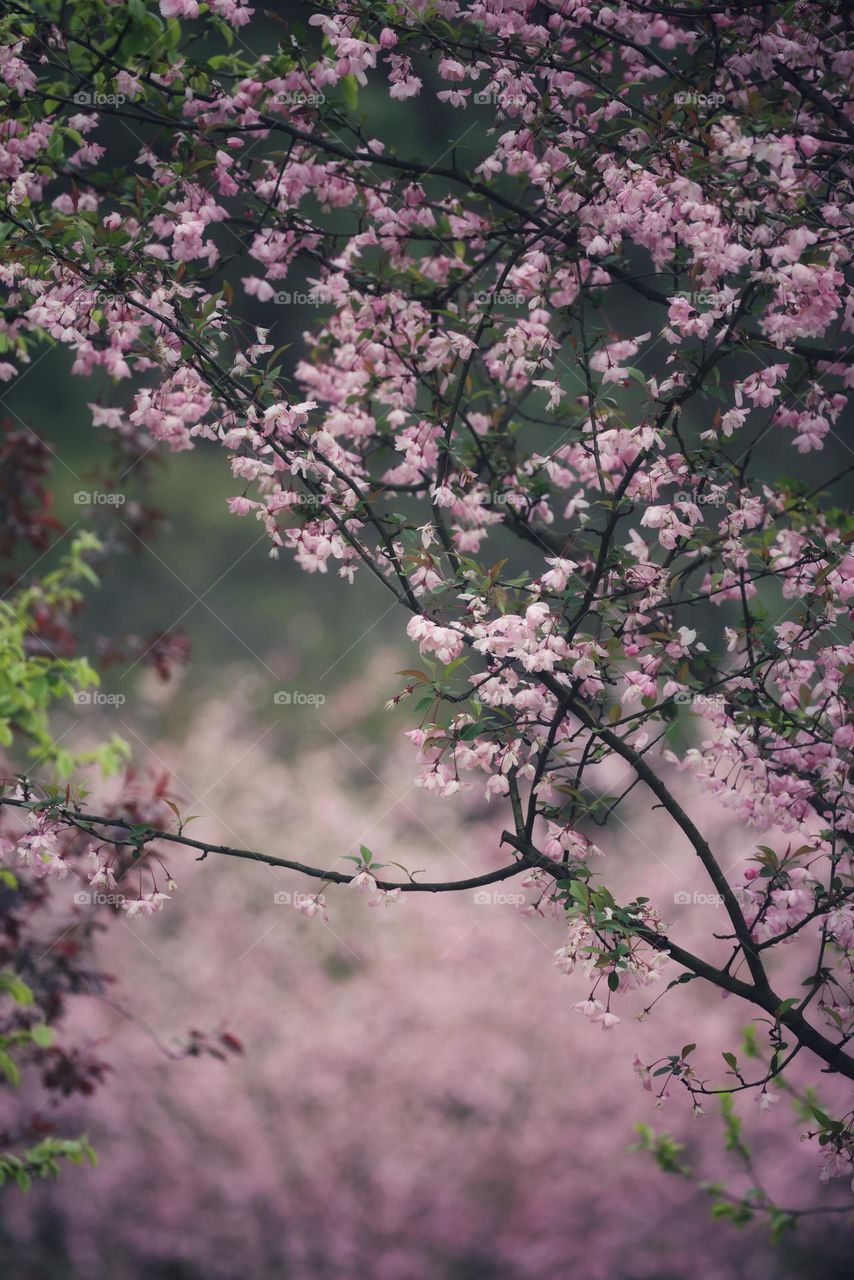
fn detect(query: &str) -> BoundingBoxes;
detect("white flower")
[351,870,378,895]
[123,892,170,920]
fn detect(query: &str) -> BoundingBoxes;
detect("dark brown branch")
[0,794,530,894]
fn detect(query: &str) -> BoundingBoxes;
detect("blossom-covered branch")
[2,0,853,1198]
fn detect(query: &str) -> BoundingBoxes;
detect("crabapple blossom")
[1,0,853,1225]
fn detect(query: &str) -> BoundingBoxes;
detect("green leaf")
[0,1050,21,1087]
[0,973,34,1006]
[774,998,798,1018]
[340,74,359,111]
[809,1107,838,1131]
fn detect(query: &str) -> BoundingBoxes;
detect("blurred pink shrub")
[2,670,850,1279]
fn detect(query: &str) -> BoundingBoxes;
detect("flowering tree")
[1,0,853,1214]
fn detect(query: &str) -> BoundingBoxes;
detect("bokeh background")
[2,4,853,1275]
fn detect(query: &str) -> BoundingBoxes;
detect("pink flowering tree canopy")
[1,0,853,1214]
